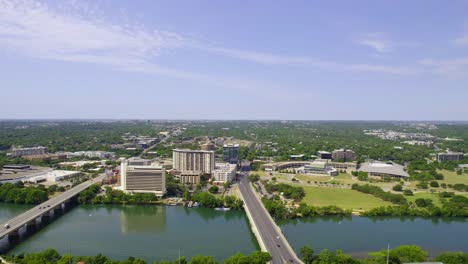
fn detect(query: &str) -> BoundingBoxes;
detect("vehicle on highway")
[3,224,10,229]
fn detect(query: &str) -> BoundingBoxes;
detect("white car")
[4,224,10,229]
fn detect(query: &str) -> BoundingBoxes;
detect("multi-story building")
[223,144,240,164]
[73,151,115,159]
[172,149,215,175]
[358,162,409,180]
[317,151,332,160]
[436,152,464,162]
[200,143,216,151]
[177,171,202,185]
[9,146,48,157]
[303,161,338,176]
[212,163,237,184]
[331,149,356,162]
[127,157,152,166]
[120,160,166,197]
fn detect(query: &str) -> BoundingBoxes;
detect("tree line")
[3,249,272,264]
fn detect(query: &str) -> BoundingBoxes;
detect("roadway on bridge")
[238,162,302,264]
[0,174,106,239]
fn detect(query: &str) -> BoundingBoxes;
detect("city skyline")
[1,0,467,120]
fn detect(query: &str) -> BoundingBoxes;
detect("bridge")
[0,174,106,240]
[238,162,303,264]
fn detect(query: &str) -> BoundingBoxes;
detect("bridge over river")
[0,174,106,240]
[238,162,303,264]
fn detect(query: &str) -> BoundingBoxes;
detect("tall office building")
[172,149,215,174]
[332,149,356,162]
[223,144,240,164]
[121,160,166,197]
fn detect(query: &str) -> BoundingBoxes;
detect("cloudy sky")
[0,0,467,120]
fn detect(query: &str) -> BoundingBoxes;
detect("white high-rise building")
[212,163,237,183]
[120,159,166,197]
[172,149,215,174]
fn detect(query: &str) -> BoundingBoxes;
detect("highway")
[0,174,106,239]
[238,162,303,264]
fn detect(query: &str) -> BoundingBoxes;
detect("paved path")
[238,163,302,264]
[0,174,106,239]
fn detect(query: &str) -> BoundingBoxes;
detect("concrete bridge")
[238,162,303,264]
[0,174,106,240]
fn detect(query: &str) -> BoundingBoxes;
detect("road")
[0,174,106,239]
[238,162,302,264]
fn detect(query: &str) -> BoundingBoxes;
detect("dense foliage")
[264,183,305,201]
[0,182,48,204]
[351,184,406,204]
[3,249,271,264]
[191,192,243,210]
[363,195,468,217]
[262,197,351,219]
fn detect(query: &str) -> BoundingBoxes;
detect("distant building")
[2,164,31,171]
[358,162,409,179]
[331,149,356,162]
[45,170,80,182]
[303,161,337,176]
[223,144,240,164]
[290,154,305,160]
[436,152,464,162]
[127,157,152,166]
[23,154,67,162]
[172,149,215,174]
[200,143,216,151]
[121,160,166,196]
[317,151,332,160]
[177,171,202,185]
[212,163,237,183]
[73,151,115,159]
[9,146,48,157]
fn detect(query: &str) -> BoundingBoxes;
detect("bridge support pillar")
[8,229,19,239]
[41,211,51,222]
[26,220,37,227]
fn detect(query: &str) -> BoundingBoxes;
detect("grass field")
[300,186,392,211]
[405,192,443,207]
[294,174,332,183]
[438,170,468,185]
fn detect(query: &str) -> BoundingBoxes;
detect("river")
[1,204,467,261]
[0,204,259,262]
[278,215,468,258]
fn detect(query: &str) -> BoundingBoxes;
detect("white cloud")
[0,0,416,78]
[356,32,392,53]
[208,47,310,65]
[419,57,468,77]
[0,0,190,77]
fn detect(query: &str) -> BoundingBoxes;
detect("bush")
[208,186,219,194]
[430,181,439,188]
[249,174,260,182]
[403,189,413,196]
[392,184,403,192]
[415,198,433,207]
[416,181,428,189]
[352,184,406,204]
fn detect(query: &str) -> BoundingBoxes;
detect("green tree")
[300,245,314,264]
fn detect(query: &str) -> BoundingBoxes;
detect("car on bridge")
[3,224,10,229]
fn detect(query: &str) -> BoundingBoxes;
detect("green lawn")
[295,174,332,183]
[438,170,468,185]
[301,186,392,211]
[405,192,443,207]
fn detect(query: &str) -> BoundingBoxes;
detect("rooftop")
[359,162,409,177]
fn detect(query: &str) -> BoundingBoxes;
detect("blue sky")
[0,0,467,120]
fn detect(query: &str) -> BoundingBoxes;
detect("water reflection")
[120,205,166,234]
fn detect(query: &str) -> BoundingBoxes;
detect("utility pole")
[386,243,390,264]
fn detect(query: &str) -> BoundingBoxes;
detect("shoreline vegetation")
[2,245,467,264]
[259,181,468,219]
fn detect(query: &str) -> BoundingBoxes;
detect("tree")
[392,184,403,192]
[208,186,219,194]
[434,252,468,264]
[403,189,413,196]
[389,245,427,263]
[299,245,314,264]
[430,181,439,188]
